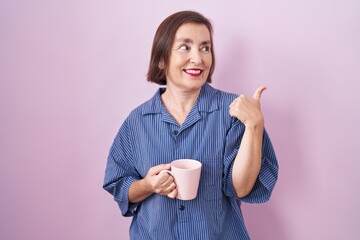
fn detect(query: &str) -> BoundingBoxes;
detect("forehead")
[174,23,211,42]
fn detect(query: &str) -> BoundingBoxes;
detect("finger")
[166,182,176,192]
[149,164,171,175]
[167,188,177,198]
[229,99,235,108]
[229,100,238,109]
[160,182,175,195]
[153,175,172,193]
[229,101,233,109]
[229,106,240,118]
[230,94,243,105]
[253,86,267,101]
[229,108,237,118]
[160,176,174,187]
[158,175,170,185]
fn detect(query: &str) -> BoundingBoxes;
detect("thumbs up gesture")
[229,86,267,128]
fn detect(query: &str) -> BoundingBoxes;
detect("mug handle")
[159,169,172,175]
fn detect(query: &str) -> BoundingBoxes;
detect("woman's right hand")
[143,164,177,198]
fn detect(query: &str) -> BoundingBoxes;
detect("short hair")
[147,11,215,85]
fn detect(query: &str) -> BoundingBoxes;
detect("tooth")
[187,70,200,74]
[185,69,202,74]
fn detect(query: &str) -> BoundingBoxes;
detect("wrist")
[244,119,264,130]
[140,179,154,195]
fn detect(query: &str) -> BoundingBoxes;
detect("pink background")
[1,1,359,239]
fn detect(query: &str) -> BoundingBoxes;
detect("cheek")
[205,55,212,68]
[171,56,187,69]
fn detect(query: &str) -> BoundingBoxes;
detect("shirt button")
[179,205,185,211]
[173,130,178,135]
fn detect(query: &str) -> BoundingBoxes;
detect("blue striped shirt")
[103,83,278,239]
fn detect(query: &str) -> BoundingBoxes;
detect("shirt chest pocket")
[199,160,223,200]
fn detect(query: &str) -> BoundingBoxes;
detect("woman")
[103,10,278,239]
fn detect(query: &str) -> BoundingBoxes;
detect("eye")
[201,45,211,52]
[178,44,190,51]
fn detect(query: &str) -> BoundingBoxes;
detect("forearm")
[128,179,153,203]
[232,124,264,198]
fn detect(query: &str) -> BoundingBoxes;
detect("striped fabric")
[103,83,278,240]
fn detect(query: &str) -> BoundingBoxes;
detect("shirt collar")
[141,83,219,115]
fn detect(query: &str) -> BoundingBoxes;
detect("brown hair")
[146,11,215,85]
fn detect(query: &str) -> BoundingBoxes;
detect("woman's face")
[163,23,212,92]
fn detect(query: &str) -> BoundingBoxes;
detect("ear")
[158,59,165,69]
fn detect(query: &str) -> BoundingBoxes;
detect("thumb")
[253,86,267,101]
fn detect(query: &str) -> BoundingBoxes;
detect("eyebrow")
[175,38,211,45]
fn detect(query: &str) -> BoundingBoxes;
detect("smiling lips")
[183,68,203,77]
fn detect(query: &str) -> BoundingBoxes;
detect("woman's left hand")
[229,86,267,128]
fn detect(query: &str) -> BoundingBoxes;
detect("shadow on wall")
[243,106,294,240]
[215,41,307,240]
[243,102,305,240]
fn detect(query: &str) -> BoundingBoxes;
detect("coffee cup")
[161,159,202,200]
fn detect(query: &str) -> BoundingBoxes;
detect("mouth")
[183,68,203,77]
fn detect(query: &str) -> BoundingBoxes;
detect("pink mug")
[161,159,202,200]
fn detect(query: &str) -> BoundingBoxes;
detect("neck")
[161,86,202,125]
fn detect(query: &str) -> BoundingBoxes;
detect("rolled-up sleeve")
[222,119,279,203]
[103,119,141,216]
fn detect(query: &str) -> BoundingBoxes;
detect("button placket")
[169,123,180,137]
[176,200,191,222]
[170,125,181,159]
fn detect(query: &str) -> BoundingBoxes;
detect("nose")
[190,49,202,65]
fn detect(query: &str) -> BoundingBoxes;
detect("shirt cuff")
[239,157,278,203]
[115,176,140,217]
